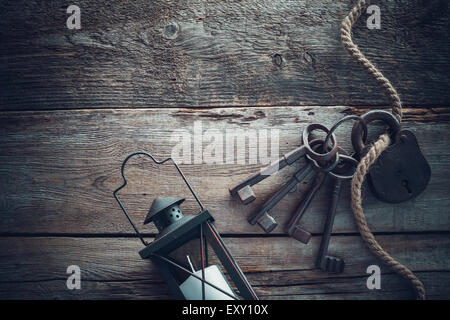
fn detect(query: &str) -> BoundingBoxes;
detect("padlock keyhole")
[401,180,412,194]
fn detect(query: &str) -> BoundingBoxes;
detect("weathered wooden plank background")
[0,0,449,300]
[1,0,450,110]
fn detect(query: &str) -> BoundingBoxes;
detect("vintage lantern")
[113,152,258,300]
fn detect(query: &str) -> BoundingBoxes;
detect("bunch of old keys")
[230,110,431,274]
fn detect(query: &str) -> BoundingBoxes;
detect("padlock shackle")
[113,152,205,246]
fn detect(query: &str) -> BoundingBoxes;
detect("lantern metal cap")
[144,197,185,225]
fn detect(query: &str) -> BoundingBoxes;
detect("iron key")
[229,145,307,204]
[248,163,313,232]
[286,171,326,244]
[247,139,327,233]
[315,178,345,273]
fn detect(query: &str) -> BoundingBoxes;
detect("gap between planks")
[1,230,450,238]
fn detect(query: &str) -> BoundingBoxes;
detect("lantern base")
[180,265,236,300]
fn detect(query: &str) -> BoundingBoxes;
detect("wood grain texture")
[0,0,449,110]
[0,106,449,235]
[0,235,448,299]
[0,0,449,300]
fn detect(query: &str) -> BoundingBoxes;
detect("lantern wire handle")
[200,223,206,300]
[113,152,205,246]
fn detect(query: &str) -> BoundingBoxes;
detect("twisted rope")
[341,0,425,299]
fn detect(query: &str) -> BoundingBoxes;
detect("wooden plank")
[2,272,449,300]
[1,0,449,110]
[0,234,449,299]
[0,106,449,234]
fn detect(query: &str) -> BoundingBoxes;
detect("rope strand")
[341,0,425,300]
[341,0,402,122]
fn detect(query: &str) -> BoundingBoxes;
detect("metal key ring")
[303,124,338,164]
[323,115,368,153]
[306,139,340,173]
[327,154,359,180]
[351,110,401,154]
[306,151,340,173]
[308,145,359,180]
[309,138,327,150]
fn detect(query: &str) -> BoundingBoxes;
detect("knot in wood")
[272,53,283,67]
[163,22,179,40]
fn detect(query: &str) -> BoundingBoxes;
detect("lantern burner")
[144,197,194,238]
